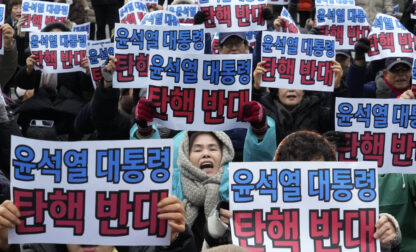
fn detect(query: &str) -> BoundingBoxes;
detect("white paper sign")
[72,22,91,38]
[199,0,267,33]
[9,136,173,246]
[113,23,205,88]
[167,5,200,24]
[366,13,415,61]
[316,5,370,50]
[21,0,69,32]
[267,0,289,5]
[260,31,336,92]
[0,4,5,55]
[280,7,300,34]
[29,32,88,73]
[230,161,379,252]
[119,0,148,24]
[87,39,114,88]
[336,97,416,174]
[315,0,355,5]
[146,52,252,131]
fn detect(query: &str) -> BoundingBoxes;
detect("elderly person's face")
[384,64,412,90]
[218,36,249,54]
[278,89,304,110]
[189,133,222,176]
[11,4,22,21]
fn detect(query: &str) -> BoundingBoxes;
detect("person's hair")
[274,131,336,161]
[7,0,22,15]
[42,22,71,32]
[147,5,158,12]
[188,131,223,153]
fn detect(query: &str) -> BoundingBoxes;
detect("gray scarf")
[178,132,234,226]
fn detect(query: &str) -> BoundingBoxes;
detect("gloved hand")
[135,98,156,137]
[16,16,26,38]
[262,8,273,21]
[354,37,371,61]
[310,26,324,35]
[193,11,207,25]
[242,101,268,136]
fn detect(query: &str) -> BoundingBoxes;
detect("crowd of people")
[0,0,415,251]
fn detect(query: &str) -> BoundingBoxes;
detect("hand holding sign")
[354,37,371,63]
[253,60,268,89]
[25,54,36,74]
[399,89,416,99]
[157,196,186,242]
[0,200,21,229]
[374,214,399,246]
[1,24,14,50]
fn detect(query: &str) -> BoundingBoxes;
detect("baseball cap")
[385,57,412,71]
[218,32,247,46]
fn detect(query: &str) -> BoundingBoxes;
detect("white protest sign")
[316,5,370,50]
[72,22,90,38]
[146,52,252,131]
[167,5,200,24]
[128,0,158,7]
[280,7,300,34]
[230,161,379,251]
[366,13,415,61]
[336,97,416,174]
[412,55,416,93]
[260,31,336,92]
[119,0,148,24]
[113,23,205,88]
[315,0,355,5]
[29,32,87,73]
[0,4,4,55]
[267,0,289,5]
[9,136,173,246]
[140,10,180,26]
[21,0,69,32]
[87,39,114,88]
[199,0,267,33]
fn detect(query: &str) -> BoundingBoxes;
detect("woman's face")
[189,133,222,176]
[11,4,22,21]
[278,89,304,110]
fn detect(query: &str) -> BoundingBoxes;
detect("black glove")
[310,26,324,35]
[354,37,371,61]
[323,131,348,149]
[193,11,207,25]
[262,8,273,21]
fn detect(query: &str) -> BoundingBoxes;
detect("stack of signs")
[21,0,69,32]
[315,5,370,50]
[260,32,336,92]
[113,23,205,88]
[229,161,379,251]
[336,97,416,174]
[366,13,415,61]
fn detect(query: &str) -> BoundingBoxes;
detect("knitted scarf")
[178,132,234,226]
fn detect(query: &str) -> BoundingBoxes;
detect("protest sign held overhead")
[21,0,69,32]
[229,161,379,252]
[336,97,416,174]
[72,22,90,38]
[280,7,300,34]
[128,0,158,8]
[119,1,148,25]
[412,56,416,93]
[167,5,199,24]
[315,0,355,5]
[199,0,267,33]
[147,52,252,131]
[316,5,370,50]
[0,4,4,55]
[366,13,415,61]
[114,23,205,88]
[140,10,180,26]
[29,32,87,74]
[87,39,114,88]
[9,136,173,246]
[267,0,289,5]
[260,31,336,92]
